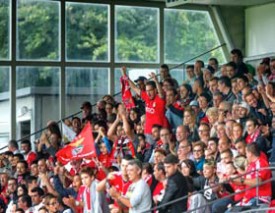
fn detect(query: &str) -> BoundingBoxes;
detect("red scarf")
[86,187,91,210]
[245,128,261,144]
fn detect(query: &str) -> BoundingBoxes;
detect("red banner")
[120,76,135,111]
[56,122,96,164]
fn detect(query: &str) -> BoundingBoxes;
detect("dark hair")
[80,167,95,177]
[208,137,219,145]
[31,187,45,197]
[146,81,156,89]
[231,49,243,59]
[15,209,24,213]
[72,116,81,123]
[221,149,233,158]
[237,75,249,83]
[21,139,31,147]
[152,124,162,131]
[47,122,62,139]
[218,76,231,88]
[196,60,205,68]
[186,65,194,70]
[155,162,165,174]
[246,117,259,127]
[226,61,237,70]
[18,160,28,169]
[122,154,134,161]
[14,153,24,161]
[209,57,219,66]
[181,159,199,177]
[137,133,146,140]
[161,64,169,71]
[17,184,28,195]
[164,154,179,164]
[142,163,153,174]
[246,143,260,157]
[27,176,38,184]
[18,195,32,208]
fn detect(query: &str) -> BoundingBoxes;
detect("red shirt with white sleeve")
[141,91,169,134]
[243,157,272,204]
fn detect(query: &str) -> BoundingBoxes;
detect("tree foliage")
[0,2,225,93]
[0,0,9,60]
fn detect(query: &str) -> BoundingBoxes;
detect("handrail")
[0,43,226,150]
[140,166,275,213]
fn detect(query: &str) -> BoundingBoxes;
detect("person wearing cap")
[134,76,147,91]
[189,100,200,115]
[157,154,187,213]
[238,101,250,127]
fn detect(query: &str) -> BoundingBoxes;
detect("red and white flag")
[120,76,135,111]
[56,122,96,164]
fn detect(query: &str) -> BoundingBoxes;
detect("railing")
[0,43,226,151]
[141,166,275,213]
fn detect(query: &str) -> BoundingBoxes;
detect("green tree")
[0,0,9,59]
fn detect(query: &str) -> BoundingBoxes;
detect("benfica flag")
[120,75,135,111]
[56,122,96,164]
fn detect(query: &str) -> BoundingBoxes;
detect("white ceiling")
[166,0,275,7]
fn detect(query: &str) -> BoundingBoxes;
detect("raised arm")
[107,115,120,142]
[121,66,141,96]
[119,105,135,140]
[149,72,164,99]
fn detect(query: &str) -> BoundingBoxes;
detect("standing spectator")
[158,154,187,213]
[230,49,249,75]
[165,88,184,133]
[122,67,169,144]
[185,65,196,85]
[159,64,179,88]
[109,159,152,213]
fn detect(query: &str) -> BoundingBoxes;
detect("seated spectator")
[192,142,206,174]
[230,143,272,208]
[20,140,37,167]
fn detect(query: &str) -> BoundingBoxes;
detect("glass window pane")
[115,6,159,63]
[0,67,10,144]
[65,68,109,116]
[17,0,60,60]
[164,9,225,64]
[16,67,60,140]
[0,0,10,60]
[66,3,109,62]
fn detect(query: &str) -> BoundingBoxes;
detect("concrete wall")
[245,3,275,57]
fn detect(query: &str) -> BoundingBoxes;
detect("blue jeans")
[212,197,234,213]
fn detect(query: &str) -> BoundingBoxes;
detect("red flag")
[56,122,96,164]
[120,76,135,111]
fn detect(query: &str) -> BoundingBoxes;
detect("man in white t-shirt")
[109,159,152,213]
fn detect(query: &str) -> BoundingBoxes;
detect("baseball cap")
[238,102,250,111]
[80,101,92,109]
[134,76,147,83]
[190,100,199,107]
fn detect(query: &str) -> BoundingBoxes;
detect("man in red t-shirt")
[231,143,272,207]
[121,67,169,144]
[96,155,133,213]
[21,140,37,167]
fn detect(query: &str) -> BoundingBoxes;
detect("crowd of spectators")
[0,48,275,213]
